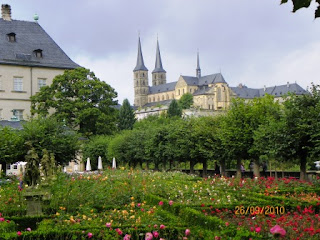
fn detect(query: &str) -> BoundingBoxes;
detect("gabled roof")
[149,81,177,94]
[231,83,307,99]
[133,37,148,72]
[181,76,199,86]
[0,19,79,69]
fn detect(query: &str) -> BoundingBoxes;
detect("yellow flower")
[82,215,87,220]
[130,215,135,219]
[130,196,134,200]
[56,212,60,216]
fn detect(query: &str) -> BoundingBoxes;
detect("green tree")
[281,0,320,18]
[118,99,136,130]
[167,99,182,118]
[21,117,80,166]
[178,93,193,109]
[83,135,112,169]
[0,127,23,167]
[31,68,118,136]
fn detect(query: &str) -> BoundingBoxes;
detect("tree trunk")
[190,160,195,174]
[154,162,159,171]
[220,160,226,177]
[300,156,307,181]
[236,159,242,178]
[202,160,207,178]
[253,159,260,178]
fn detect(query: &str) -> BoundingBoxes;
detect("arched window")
[172,93,174,99]
[162,95,164,100]
[153,97,155,102]
[178,89,180,95]
[217,87,222,101]
[157,96,160,101]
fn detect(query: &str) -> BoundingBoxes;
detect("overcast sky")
[6,0,320,104]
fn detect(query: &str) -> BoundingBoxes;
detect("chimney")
[287,82,289,88]
[1,4,11,21]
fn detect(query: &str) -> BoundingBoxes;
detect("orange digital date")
[234,206,285,215]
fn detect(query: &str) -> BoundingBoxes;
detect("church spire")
[134,37,148,72]
[196,50,201,78]
[152,39,166,73]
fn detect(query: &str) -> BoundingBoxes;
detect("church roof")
[0,19,79,69]
[199,73,226,85]
[149,81,177,94]
[193,85,211,95]
[231,83,307,99]
[152,40,166,73]
[133,37,148,72]
[143,99,172,107]
[181,76,199,85]
[0,120,24,130]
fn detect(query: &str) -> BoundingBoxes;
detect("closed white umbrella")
[86,157,91,171]
[98,156,103,170]
[112,157,116,169]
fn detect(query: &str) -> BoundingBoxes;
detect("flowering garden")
[0,169,320,239]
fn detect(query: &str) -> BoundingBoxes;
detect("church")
[133,37,307,118]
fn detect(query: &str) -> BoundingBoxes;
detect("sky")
[5,0,320,104]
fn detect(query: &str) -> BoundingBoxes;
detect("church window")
[153,97,155,102]
[162,95,164,100]
[142,73,145,77]
[135,73,138,78]
[143,89,145,93]
[166,94,169,100]
[172,93,174,99]
[143,80,145,85]
[217,87,222,101]
[161,74,163,79]
[178,89,180,95]
[157,96,160,101]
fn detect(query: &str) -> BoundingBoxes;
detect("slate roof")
[149,81,177,94]
[181,76,199,85]
[133,37,148,71]
[0,19,79,69]
[143,99,172,108]
[198,73,226,85]
[152,40,166,73]
[193,85,211,96]
[0,120,24,130]
[231,83,307,99]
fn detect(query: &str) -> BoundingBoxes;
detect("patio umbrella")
[86,157,91,171]
[112,157,116,169]
[98,156,103,170]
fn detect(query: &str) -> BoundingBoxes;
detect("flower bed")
[0,170,319,239]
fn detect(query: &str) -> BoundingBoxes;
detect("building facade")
[0,4,79,121]
[133,37,307,118]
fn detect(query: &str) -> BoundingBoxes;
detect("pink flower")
[153,231,159,238]
[88,233,93,238]
[185,229,191,236]
[158,201,163,206]
[255,227,261,233]
[106,222,112,228]
[123,234,131,240]
[169,200,173,206]
[145,232,153,240]
[154,224,158,228]
[225,222,229,227]
[270,225,286,237]
[17,231,22,236]
[116,228,123,235]
[215,237,221,240]
[137,203,141,207]
[26,228,31,231]
[0,218,4,222]
[160,224,165,230]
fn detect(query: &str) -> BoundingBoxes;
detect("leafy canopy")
[178,93,193,109]
[31,68,118,136]
[281,0,320,18]
[167,99,182,118]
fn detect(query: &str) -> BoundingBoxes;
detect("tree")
[20,117,80,166]
[118,99,136,130]
[178,93,193,109]
[167,99,182,118]
[31,67,118,136]
[0,127,23,167]
[281,0,320,18]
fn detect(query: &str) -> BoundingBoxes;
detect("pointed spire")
[152,39,166,73]
[196,50,201,78]
[134,36,148,72]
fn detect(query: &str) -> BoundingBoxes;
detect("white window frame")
[38,78,47,90]
[13,109,24,120]
[13,77,23,91]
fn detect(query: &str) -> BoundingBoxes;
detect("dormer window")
[34,49,43,58]
[7,32,16,42]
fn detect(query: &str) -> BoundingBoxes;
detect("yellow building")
[0,4,79,121]
[133,37,307,119]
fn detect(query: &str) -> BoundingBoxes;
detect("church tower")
[196,51,201,78]
[152,39,166,86]
[133,37,149,107]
